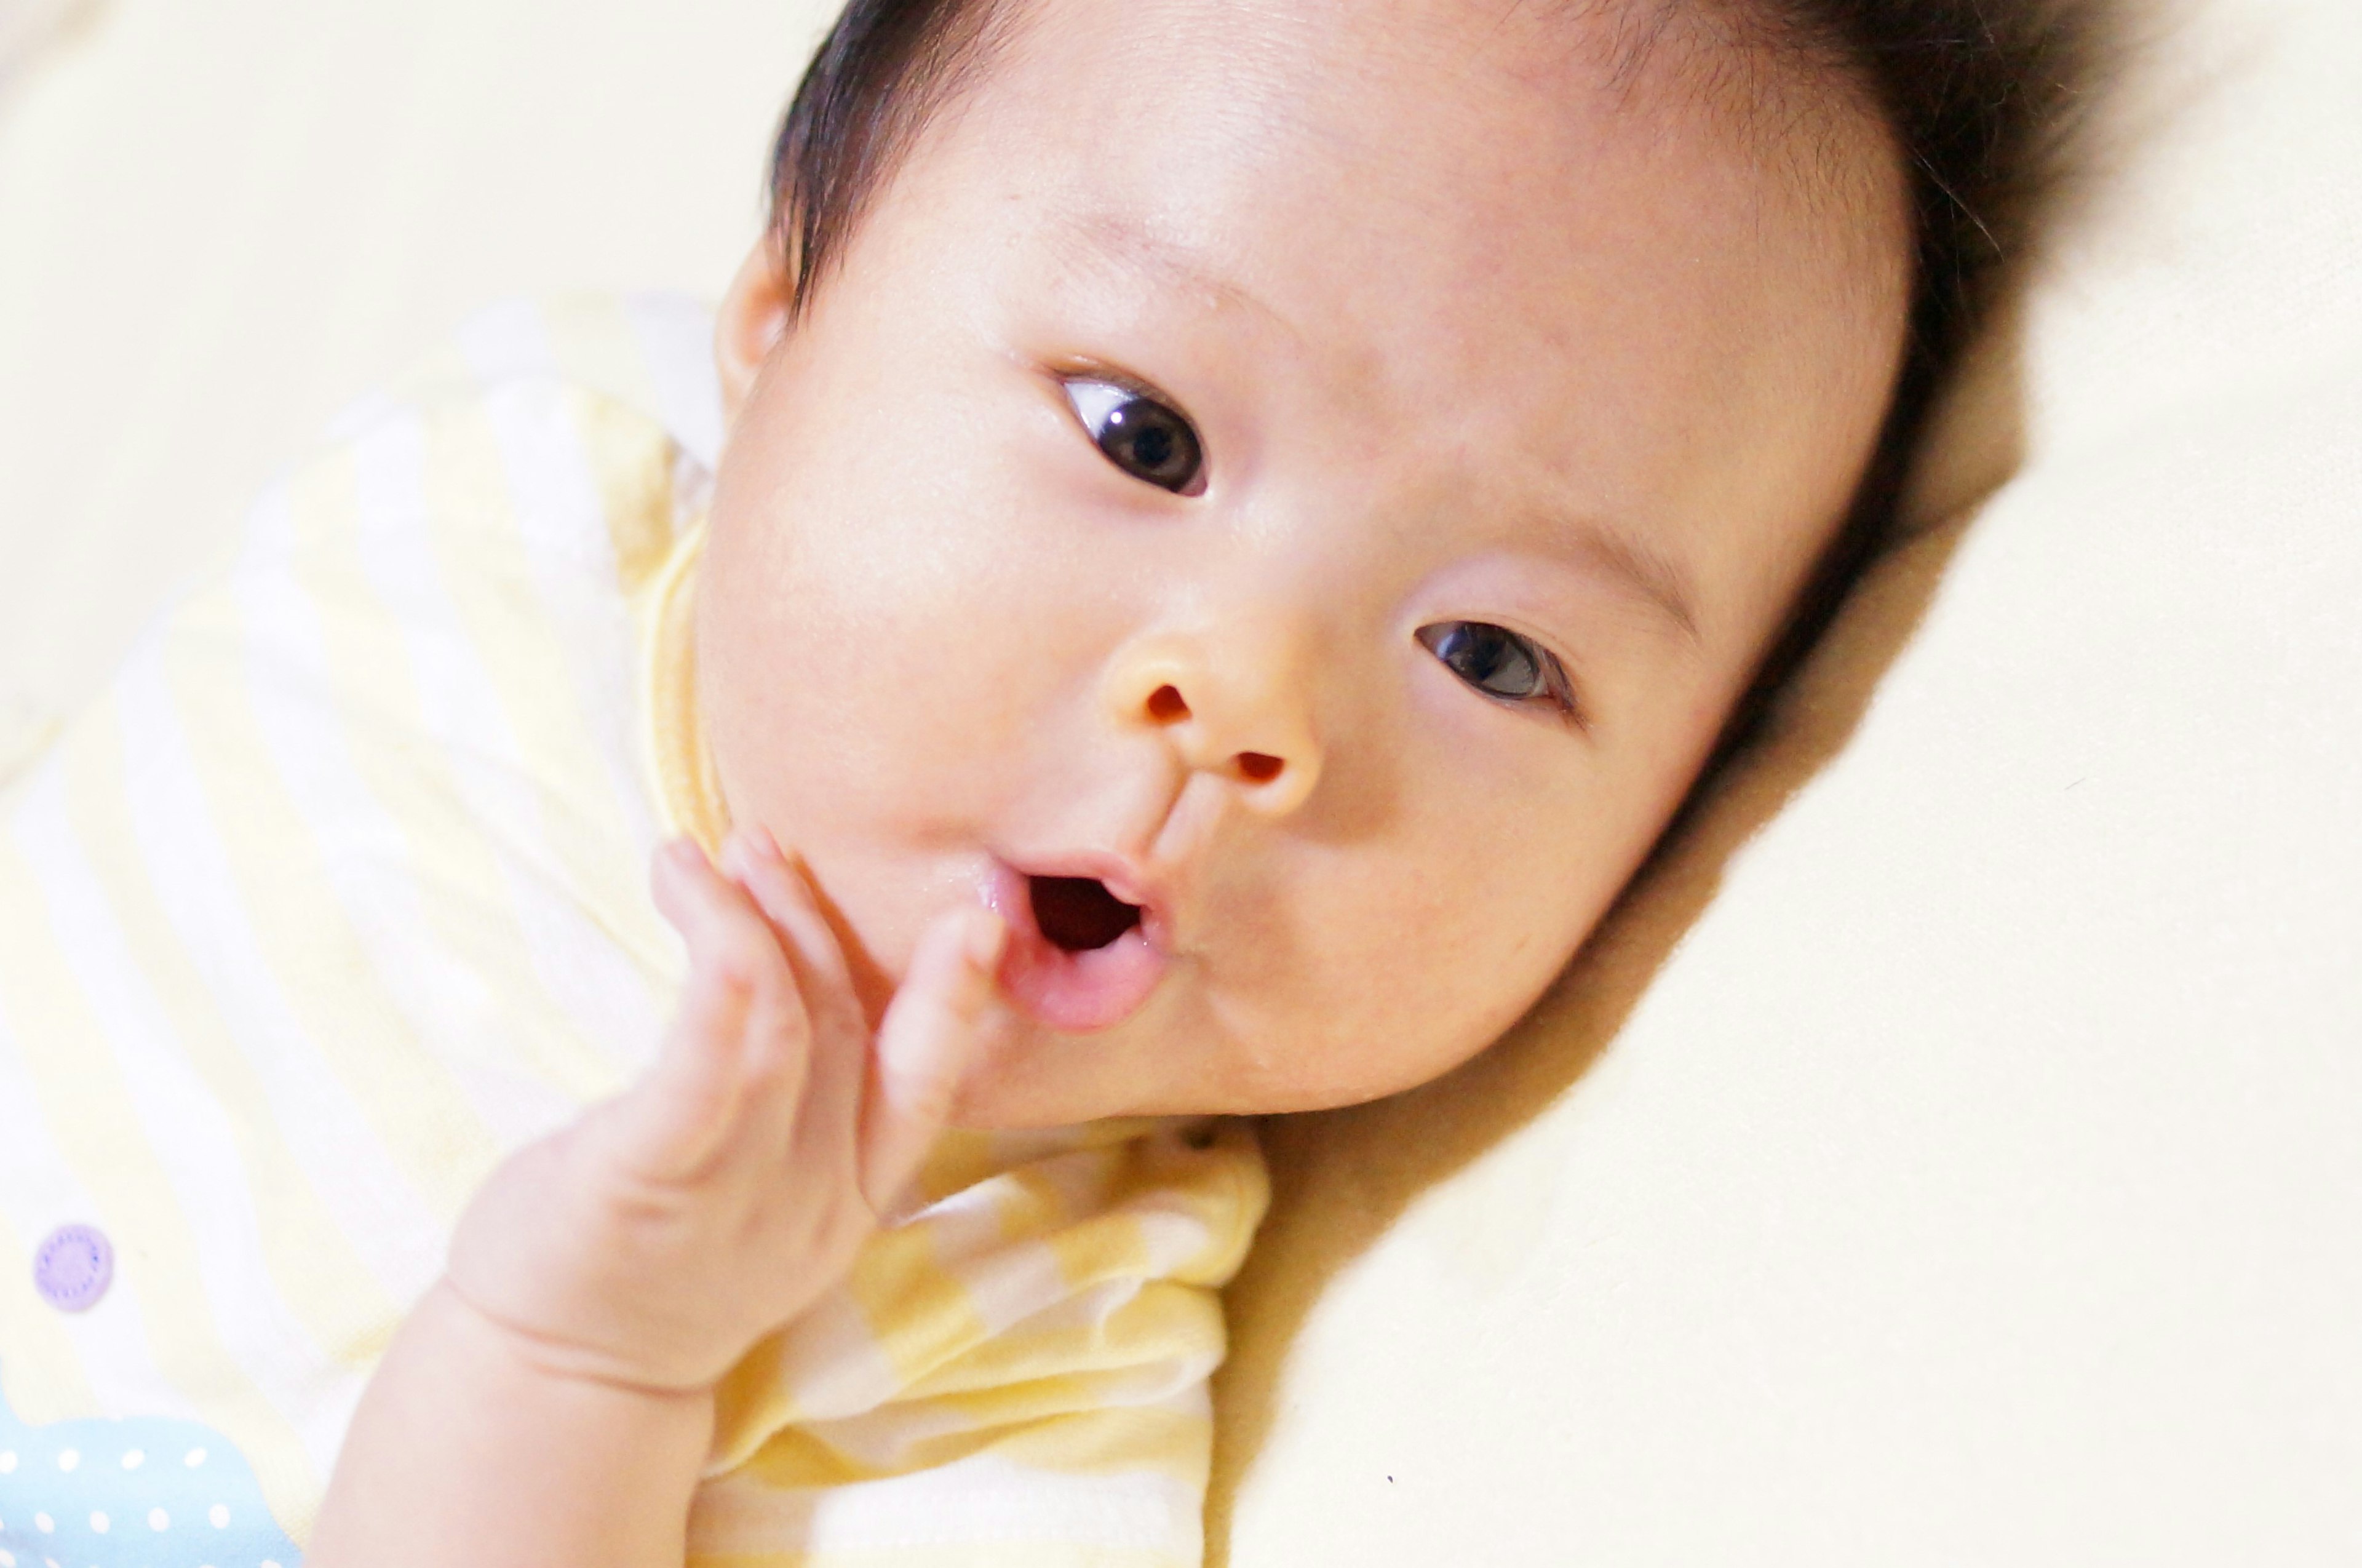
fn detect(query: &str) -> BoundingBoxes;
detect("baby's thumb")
[859,906,1007,1219]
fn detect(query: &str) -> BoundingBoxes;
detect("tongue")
[1030,876,1143,951]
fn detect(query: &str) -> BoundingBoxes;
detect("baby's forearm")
[308,1279,716,1568]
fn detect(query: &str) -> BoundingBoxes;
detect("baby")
[0,0,2079,1562]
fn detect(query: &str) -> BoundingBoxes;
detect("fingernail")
[962,909,1008,973]
[665,837,707,872]
[718,830,752,880]
[753,824,786,864]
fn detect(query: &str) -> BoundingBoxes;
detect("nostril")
[1147,684,1190,723]
[1236,752,1284,783]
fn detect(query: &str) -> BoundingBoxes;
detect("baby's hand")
[441,829,1006,1393]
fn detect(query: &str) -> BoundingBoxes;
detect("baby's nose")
[1103,627,1324,817]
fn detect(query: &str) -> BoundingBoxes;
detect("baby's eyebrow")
[1531,512,1703,646]
[1059,212,1295,333]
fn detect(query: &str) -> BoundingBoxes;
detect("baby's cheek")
[705,555,976,780]
[1276,843,1577,1106]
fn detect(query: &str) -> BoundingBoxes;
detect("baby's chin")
[945,969,1228,1129]
[944,981,1404,1130]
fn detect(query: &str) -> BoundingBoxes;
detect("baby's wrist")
[429,1274,730,1406]
[312,1278,717,1567]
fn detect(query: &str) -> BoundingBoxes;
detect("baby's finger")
[857,905,1007,1217]
[726,831,872,1176]
[618,840,811,1184]
[722,830,866,1047]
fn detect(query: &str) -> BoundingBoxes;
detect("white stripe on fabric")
[512,384,681,889]
[0,987,203,1428]
[348,400,659,1085]
[894,1187,1056,1341]
[947,1280,1221,1412]
[626,292,727,473]
[469,381,672,1064]
[227,477,579,1148]
[805,1375,1211,1478]
[765,1286,910,1427]
[943,1236,1076,1341]
[453,298,560,389]
[319,387,402,449]
[8,770,347,1474]
[114,634,446,1302]
[690,1454,1204,1558]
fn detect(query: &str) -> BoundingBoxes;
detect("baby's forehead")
[946,0,1904,317]
[972,0,1894,204]
[926,1,1903,442]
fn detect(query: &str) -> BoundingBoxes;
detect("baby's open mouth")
[1028,875,1143,952]
[987,859,1167,1032]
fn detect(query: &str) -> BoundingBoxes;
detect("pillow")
[0,0,77,87]
[1212,0,2362,1560]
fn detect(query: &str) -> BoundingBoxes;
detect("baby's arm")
[308,833,1007,1568]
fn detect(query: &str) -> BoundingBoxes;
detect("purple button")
[33,1224,112,1313]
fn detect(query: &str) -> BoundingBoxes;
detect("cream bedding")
[2,0,2355,1562]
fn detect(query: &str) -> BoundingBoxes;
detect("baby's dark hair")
[765,0,2102,751]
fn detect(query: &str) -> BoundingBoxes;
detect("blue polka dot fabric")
[0,1379,300,1568]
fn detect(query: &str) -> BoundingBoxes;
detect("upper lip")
[1000,847,1177,951]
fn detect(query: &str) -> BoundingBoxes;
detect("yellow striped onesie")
[0,295,1267,1567]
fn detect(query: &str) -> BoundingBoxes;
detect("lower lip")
[985,862,1169,1033]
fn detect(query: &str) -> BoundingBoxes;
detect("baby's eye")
[1418,621,1581,722]
[1062,377,1204,493]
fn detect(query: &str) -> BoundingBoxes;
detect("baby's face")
[698,0,1907,1127]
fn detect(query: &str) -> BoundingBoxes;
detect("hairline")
[770,0,1908,324]
[770,0,1029,322]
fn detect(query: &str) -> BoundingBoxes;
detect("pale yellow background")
[2,0,2356,1562]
